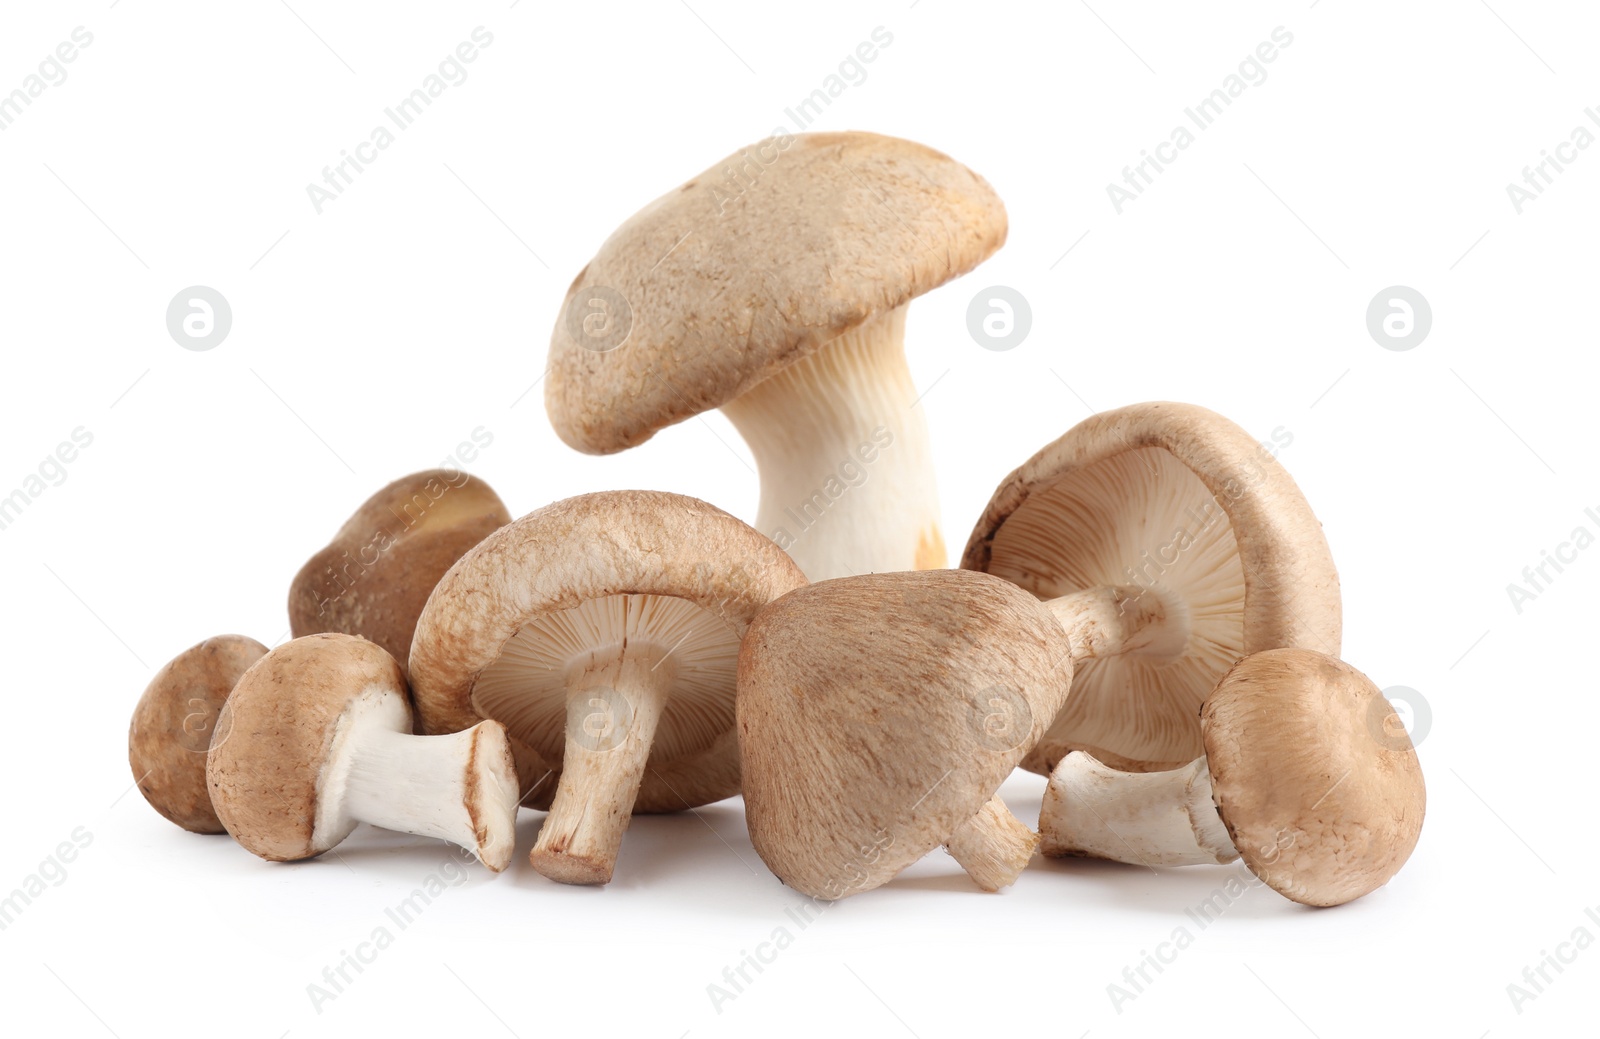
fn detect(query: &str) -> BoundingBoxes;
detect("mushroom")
[737,569,1078,898]
[1040,649,1427,907]
[206,633,519,871]
[544,130,1008,581]
[408,490,807,885]
[128,634,268,833]
[288,469,511,670]
[960,401,1341,775]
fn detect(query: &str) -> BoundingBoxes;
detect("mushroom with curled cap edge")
[408,490,807,886]
[206,633,519,871]
[288,469,511,673]
[128,634,268,834]
[544,130,1007,582]
[1041,649,1426,907]
[961,401,1342,776]
[738,568,1104,899]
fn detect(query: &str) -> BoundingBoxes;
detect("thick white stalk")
[721,304,943,582]
[943,796,1040,891]
[1046,585,1190,664]
[1040,753,1237,866]
[529,648,676,885]
[318,690,519,871]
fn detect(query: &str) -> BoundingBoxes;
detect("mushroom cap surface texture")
[128,634,268,833]
[288,469,511,669]
[737,570,1074,899]
[207,633,407,862]
[545,130,1007,454]
[409,490,807,812]
[1202,648,1426,907]
[961,401,1341,774]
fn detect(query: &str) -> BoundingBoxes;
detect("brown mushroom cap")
[289,470,511,670]
[961,402,1341,774]
[1203,649,1426,907]
[544,130,1007,454]
[738,570,1074,899]
[128,634,268,833]
[207,633,407,861]
[409,490,807,812]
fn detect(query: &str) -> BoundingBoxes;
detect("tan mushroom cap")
[961,401,1341,774]
[207,633,407,862]
[738,570,1074,899]
[128,634,268,833]
[1203,649,1426,907]
[409,490,807,812]
[545,131,1007,454]
[289,470,511,671]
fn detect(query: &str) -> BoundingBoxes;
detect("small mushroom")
[289,469,511,670]
[738,569,1076,898]
[206,633,519,871]
[961,401,1341,774]
[128,634,268,833]
[545,131,1008,581]
[408,490,807,885]
[1040,649,1426,907]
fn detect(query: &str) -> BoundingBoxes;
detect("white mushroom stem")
[1045,585,1190,663]
[720,304,944,582]
[316,690,520,871]
[943,795,1040,891]
[529,647,675,885]
[1040,752,1237,866]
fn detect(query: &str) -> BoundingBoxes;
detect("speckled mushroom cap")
[961,402,1341,774]
[737,570,1074,899]
[207,633,407,862]
[409,490,807,812]
[289,470,511,670]
[128,634,268,833]
[1203,649,1426,907]
[544,131,1007,454]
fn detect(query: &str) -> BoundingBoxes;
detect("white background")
[1,1,1594,1036]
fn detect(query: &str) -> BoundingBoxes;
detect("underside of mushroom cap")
[408,491,807,812]
[737,570,1074,899]
[545,131,1008,454]
[961,402,1341,773]
[207,633,408,862]
[1203,649,1426,907]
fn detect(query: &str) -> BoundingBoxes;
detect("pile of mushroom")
[124,129,1426,912]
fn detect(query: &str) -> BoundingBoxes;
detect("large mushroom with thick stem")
[408,491,807,885]
[1040,649,1427,907]
[544,131,1007,581]
[961,401,1343,775]
[738,569,1167,898]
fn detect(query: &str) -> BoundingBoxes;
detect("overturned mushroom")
[545,131,1007,581]
[409,491,806,885]
[128,634,268,833]
[289,469,511,670]
[1041,649,1426,907]
[738,569,1076,898]
[207,633,518,871]
[961,401,1341,775]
